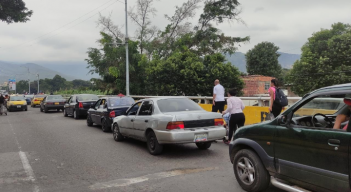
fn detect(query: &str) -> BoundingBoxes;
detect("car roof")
[74,94,97,96]
[136,96,189,102]
[310,83,351,95]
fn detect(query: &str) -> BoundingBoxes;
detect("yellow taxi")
[31,94,46,107]
[7,95,27,112]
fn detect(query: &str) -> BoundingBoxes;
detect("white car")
[112,97,226,155]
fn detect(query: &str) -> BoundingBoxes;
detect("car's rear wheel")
[233,149,270,192]
[73,110,79,119]
[113,123,124,141]
[87,115,93,126]
[24,108,27,111]
[40,106,43,112]
[57,109,60,112]
[44,107,48,113]
[63,109,68,117]
[196,142,212,150]
[146,131,163,155]
[101,119,110,132]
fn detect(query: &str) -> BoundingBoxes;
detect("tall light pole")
[125,0,130,96]
[20,66,31,94]
[36,74,39,94]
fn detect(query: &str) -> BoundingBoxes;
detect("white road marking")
[90,167,218,190]
[7,118,40,192]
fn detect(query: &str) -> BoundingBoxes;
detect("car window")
[47,95,64,100]
[157,98,203,113]
[94,99,102,109]
[77,95,99,101]
[138,101,153,116]
[100,99,107,109]
[108,97,135,107]
[10,96,25,101]
[70,96,76,103]
[127,102,142,115]
[293,95,346,117]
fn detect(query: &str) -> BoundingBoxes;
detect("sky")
[0,0,351,64]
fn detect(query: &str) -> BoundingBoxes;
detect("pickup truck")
[230,83,351,192]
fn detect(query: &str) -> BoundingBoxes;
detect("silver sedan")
[111,97,226,155]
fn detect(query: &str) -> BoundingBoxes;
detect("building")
[241,75,274,97]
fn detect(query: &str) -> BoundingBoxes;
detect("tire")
[113,123,124,141]
[25,108,27,111]
[31,105,34,108]
[101,119,110,132]
[87,115,93,126]
[63,109,68,117]
[146,131,163,155]
[57,109,60,112]
[73,110,79,119]
[40,106,43,112]
[44,107,48,113]
[233,149,270,192]
[196,142,212,150]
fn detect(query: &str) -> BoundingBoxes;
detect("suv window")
[157,98,203,113]
[127,102,141,115]
[77,95,99,101]
[294,96,345,117]
[94,99,102,109]
[138,101,153,116]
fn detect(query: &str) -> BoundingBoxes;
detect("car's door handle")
[145,120,149,123]
[328,139,340,146]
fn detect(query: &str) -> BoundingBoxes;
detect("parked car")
[6,95,27,112]
[87,96,135,132]
[31,94,46,107]
[112,97,226,155]
[64,94,99,119]
[40,95,66,113]
[229,83,351,192]
[24,95,34,105]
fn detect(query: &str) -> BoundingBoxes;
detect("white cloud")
[0,0,350,63]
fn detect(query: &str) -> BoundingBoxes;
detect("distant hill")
[0,61,76,83]
[225,52,301,73]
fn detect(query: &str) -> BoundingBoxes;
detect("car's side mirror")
[278,115,287,125]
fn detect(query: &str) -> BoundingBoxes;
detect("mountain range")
[0,52,300,83]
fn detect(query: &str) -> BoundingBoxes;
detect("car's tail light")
[34,99,37,101]
[214,118,224,126]
[109,111,116,118]
[166,121,184,130]
[47,102,53,105]
[79,102,83,108]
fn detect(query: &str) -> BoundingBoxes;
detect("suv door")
[133,101,153,139]
[95,99,107,125]
[275,94,350,191]
[119,102,141,136]
[91,99,102,123]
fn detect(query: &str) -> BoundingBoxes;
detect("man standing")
[212,79,225,113]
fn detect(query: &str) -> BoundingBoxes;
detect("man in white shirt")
[212,79,225,113]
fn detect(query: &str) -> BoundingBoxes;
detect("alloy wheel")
[236,157,255,185]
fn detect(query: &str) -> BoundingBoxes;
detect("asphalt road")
[0,107,284,192]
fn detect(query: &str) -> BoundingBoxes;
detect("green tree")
[0,0,33,24]
[51,75,66,91]
[287,23,351,96]
[245,42,282,78]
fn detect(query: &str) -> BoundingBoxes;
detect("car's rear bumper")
[77,108,88,116]
[46,105,64,109]
[155,127,226,144]
[8,105,27,111]
[32,101,42,105]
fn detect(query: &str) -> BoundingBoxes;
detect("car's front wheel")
[44,107,48,113]
[233,149,270,192]
[146,131,163,155]
[40,106,43,112]
[87,115,93,126]
[113,123,124,141]
[63,109,68,117]
[196,142,212,150]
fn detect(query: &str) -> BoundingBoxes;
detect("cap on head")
[344,98,351,106]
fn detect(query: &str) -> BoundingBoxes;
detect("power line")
[3,0,122,50]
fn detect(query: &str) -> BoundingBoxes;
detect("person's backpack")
[274,88,288,107]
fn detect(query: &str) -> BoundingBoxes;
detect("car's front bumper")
[8,105,27,111]
[155,127,226,144]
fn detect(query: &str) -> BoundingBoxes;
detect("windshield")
[25,95,34,98]
[47,95,64,100]
[157,98,203,113]
[108,97,135,107]
[35,95,46,98]
[10,96,25,101]
[294,96,345,117]
[77,95,99,101]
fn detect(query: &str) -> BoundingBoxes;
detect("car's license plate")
[55,102,59,105]
[17,105,21,108]
[194,134,208,142]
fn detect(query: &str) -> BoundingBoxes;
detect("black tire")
[31,105,34,108]
[40,106,43,112]
[73,110,79,119]
[63,109,68,117]
[8,108,12,112]
[44,107,48,113]
[101,119,110,132]
[233,149,270,192]
[57,109,60,112]
[113,123,124,141]
[146,131,163,155]
[196,142,212,150]
[24,108,27,111]
[87,115,93,126]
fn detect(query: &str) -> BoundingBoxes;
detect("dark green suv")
[230,84,351,192]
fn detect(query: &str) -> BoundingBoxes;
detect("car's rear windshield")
[35,95,46,98]
[108,97,135,107]
[77,95,99,101]
[10,96,25,101]
[25,95,34,98]
[47,95,64,100]
[157,98,203,113]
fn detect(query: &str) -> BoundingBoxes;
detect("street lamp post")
[37,74,39,94]
[124,0,130,96]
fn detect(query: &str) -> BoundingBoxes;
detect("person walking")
[269,79,282,118]
[222,89,245,144]
[212,79,225,113]
[0,94,5,115]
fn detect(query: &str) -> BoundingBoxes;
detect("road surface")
[0,107,283,192]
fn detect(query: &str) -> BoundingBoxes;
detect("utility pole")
[28,79,30,94]
[37,74,39,94]
[125,0,130,96]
